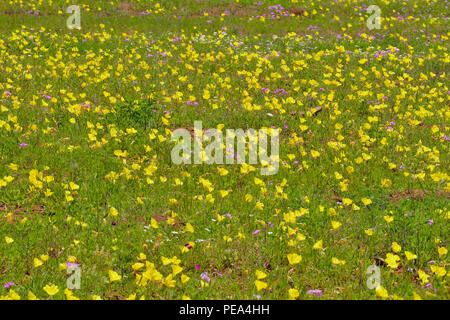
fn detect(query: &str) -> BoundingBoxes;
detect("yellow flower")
[4,236,14,244]
[331,221,342,230]
[383,215,394,224]
[365,229,374,236]
[254,280,268,291]
[108,270,121,282]
[287,253,302,265]
[385,253,400,269]
[417,269,429,284]
[438,246,447,257]
[109,207,118,217]
[9,289,21,300]
[28,291,39,300]
[288,288,299,300]
[310,150,320,158]
[172,264,183,276]
[34,258,43,268]
[405,251,417,261]
[391,242,402,253]
[313,240,323,250]
[255,270,267,280]
[430,265,446,277]
[132,263,144,271]
[164,274,176,288]
[375,286,388,299]
[43,284,59,296]
[150,218,159,228]
[161,256,172,265]
[181,274,190,284]
[185,223,194,233]
[361,198,372,206]
[332,257,346,265]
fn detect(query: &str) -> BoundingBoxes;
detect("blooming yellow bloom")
[313,240,323,250]
[391,242,401,253]
[255,270,267,280]
[254,280,268,291]
[43,284,59,296]
[405,251,417,260]
[287,253,302,265]
[4,236,14,244]
[375,286,388,299]
[438,246,447,257]
[288,288,300,300]
[108,270,121,282]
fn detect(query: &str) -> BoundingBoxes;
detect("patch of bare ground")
[151,214,185,228]
[288,8,307,16]
[389,189,449,204]
[117,2,139,16]
[0,203,44,223]
[189,3,260,18]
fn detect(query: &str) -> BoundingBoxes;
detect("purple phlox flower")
[3,282,15,288]
[252,229,261,235]
[66,262,80,268]
[307,289,323,297]
[19,143,28,148]
[200,272,211,282]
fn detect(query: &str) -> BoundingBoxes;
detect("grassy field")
[0,0,449,300]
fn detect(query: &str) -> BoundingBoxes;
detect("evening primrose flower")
[28,291,39,300]
[313,240,323,250]
[385,253,400,269]
[288,288,300,300]
[405,251,417,260]
[417,270,430,284]
[43,283,59,296]
[33,258,44,268]
[438,246,447,257]
[375,286,388,299]
[391,242,402,253]
[4,236,14,244]
[287,253,302,265]
[255,270,267,280]
[254,280,268,291]
[108,270,121,282]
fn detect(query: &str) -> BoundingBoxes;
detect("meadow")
[0,0,448,300]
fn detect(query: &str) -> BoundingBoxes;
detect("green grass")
[0,0,448,300]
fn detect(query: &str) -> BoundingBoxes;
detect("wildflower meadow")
[0,0,448,302]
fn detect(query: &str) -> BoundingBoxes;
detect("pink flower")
[307,289,323,297]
